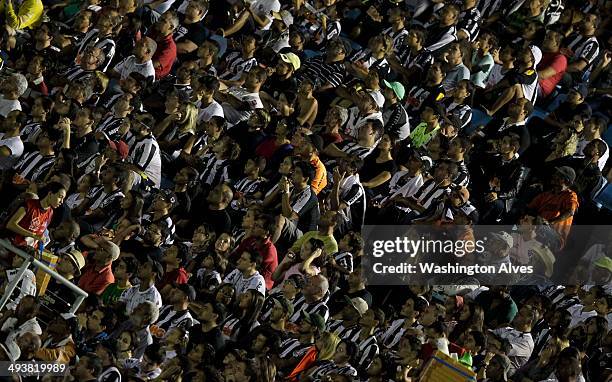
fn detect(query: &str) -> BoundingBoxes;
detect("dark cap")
[571,84,588,99]
[174,283,196,301]
[301,312,326,332]
[554,166,576,184]
[273,296,294,316]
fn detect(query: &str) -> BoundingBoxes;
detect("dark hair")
[344,231,364,252]
[198,75,220,92]
[144,343,165,365]
[308,238,325,252]
[41,181,66,197]
[81,353,103,375]
[339,339,359,365]
[124,190,144,224]
[469,330,487,350]
[119,256,138,276]
[242,249,263,267]
[409,25,427,44]
[294,160,316,183]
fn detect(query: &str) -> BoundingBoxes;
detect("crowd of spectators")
[0,0,610,381]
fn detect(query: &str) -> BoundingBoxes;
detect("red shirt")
[230,236,278,290]
[537,52,567,98]
[11,199,53,248]
[78,263,115,295]
[157,267,189,289]
[151,33,177,79]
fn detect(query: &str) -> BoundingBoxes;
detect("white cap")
[530,45,542,67]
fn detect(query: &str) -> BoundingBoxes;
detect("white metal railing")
[0,239,88,313]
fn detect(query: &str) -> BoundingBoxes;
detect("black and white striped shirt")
[278,337,312,359]
[96,115,125,141]
[307,360,358,381]
[444,101,473,130]
[219,52,257,81]
[565,33,600,68]
[457,7,481,41]
[156,306,197,331]
[299,56,347,89]
[198,153,231,187]
[13,151,55,182]
[395,46,434,73]
[20,121,42,144]
[289,292,330,323]
[326,319,359,340]
[477,0,503,19]
[230,177,264,211]
[346,329,379,369]
[76,29,116,71]
[382,27,410,53]
[62,65,95,83]
[129,134,162,188]
[380,318,423,349]
[424,24,457,53]
[411,179,452,211]
[142,213,175,245]
[333,252,354,274]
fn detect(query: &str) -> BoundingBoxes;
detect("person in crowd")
[0,2,608,382]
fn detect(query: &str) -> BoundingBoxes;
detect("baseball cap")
[272,10,293,28]
[594,256,612,273]
[301,312,326,332]
[530,45,542,67]
[344,296,369,316]
[383,80,405,100]
[280,52,301,71]
[273,296,294,317]
[64,249,86,276]
[554,166,576,184]
[489,232,514,249]
[108,140,129,160]
[175,283,197,301]
[571,84,589,99]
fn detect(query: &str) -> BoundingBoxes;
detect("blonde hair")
[316,332,341,361]
[178,103,198,135]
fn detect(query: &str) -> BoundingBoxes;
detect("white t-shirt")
[143,0,176,13]
[0,96,21,118]
[223,268,266,297]
[114,55,156,81]
[222,87,263,126]
[249,0,281,30]
[197,100,224,123]
[120,284,163,314]
[0,134,24,170]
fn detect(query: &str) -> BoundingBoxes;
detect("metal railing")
[0,239,88,313]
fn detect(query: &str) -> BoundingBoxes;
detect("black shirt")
[190,325,226,353]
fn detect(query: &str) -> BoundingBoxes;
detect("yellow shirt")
[0,0,44,30]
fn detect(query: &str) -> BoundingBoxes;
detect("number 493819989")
[2,362,67,377]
